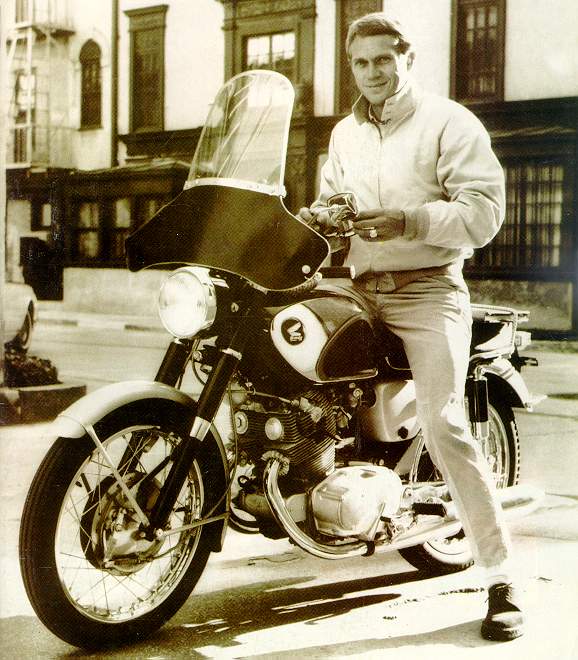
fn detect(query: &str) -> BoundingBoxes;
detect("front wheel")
[20,399,226,649]
[399,396,520,574]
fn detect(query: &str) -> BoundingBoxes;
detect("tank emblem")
[281,318,305,345]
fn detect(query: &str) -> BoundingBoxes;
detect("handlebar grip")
[284,272,322,298]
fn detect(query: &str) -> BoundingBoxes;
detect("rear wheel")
[20,399,225,649]
[399,396,520,574]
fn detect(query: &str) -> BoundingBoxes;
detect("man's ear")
[407,50,415,70]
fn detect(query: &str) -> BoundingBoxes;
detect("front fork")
[144,288,262,538]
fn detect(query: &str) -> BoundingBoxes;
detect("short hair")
[346,13,412,59]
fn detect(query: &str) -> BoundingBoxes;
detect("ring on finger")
[368,228,378,239]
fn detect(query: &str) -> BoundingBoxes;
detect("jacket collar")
[352,79,421,126]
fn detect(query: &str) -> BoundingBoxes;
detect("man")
[298,13,523,642]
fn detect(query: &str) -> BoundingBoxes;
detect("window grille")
[454,0,505,102]
[76,202,100,259]
[80,40,102,128]
[126,6,167,132]
[470,160,568,273]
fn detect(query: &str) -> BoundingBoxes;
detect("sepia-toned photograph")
[1,0,577,657]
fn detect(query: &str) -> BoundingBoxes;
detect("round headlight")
[158,267,217,338]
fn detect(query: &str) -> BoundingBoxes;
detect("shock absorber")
[468,365,489,441]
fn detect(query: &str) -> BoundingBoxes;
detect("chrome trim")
[184,177,286,197]
[191,416,212,440]
[158,266,218,338]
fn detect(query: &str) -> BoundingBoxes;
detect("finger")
[297,207,313,222]
[356,209,384,220]
[353,218,384,230]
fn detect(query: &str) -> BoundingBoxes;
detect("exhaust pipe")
[263,458,543,561]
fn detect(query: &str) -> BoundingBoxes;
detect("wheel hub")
[82,473,165,575]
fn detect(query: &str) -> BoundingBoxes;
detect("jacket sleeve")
[404,107,505,249]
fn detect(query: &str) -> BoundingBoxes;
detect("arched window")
[80,40,102,128]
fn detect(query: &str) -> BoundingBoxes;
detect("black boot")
[481,583,524,641]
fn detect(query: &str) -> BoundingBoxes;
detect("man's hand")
[352,209,405,242]
[297,207,333,232]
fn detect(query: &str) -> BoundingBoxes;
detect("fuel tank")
[270,295,378,382]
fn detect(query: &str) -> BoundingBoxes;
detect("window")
[126,5,168,132]
[75,202,100,260]
[134,196,169,227]
[80,40,102,128]
[470,159,570,273]
[452,0,506,103]
[220,0,314,85]
[244,32,296,80]
[335,0,381,114]
[111,198,132,260]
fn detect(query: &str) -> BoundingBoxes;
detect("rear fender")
[52,380,229,550]
[479,358,543,410]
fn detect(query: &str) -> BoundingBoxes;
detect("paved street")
[0,321,577,658]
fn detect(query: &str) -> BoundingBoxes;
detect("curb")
[0,381,87,425]
[37,313,163,334]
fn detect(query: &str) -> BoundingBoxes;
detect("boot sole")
[481,621,524,641]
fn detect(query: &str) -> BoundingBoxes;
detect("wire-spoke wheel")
[20,399,225,649]
[399,395,520,574]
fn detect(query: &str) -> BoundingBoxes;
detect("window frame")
[221,0,314,85]
[79,40,102,129]
[125,4,168,133]
[450,0,506,104]
[243,30,297,81]
[465,153,575,280]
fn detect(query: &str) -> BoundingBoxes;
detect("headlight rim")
[158,266,218,339]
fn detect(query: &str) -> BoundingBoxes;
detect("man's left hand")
[353,209,405,241]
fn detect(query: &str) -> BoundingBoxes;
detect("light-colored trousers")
[354,273,511,569]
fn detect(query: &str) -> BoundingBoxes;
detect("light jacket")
[315,81,505,274]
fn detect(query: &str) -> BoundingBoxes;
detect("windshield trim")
[184,177,286,197]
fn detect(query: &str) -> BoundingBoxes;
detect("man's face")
[349,34,414,112]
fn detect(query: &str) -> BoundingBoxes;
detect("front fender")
[481,358,544,410]
[54,380,194,436]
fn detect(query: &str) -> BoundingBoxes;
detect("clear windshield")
[185,70,294,196]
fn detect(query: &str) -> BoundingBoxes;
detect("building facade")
[4,0,578,332]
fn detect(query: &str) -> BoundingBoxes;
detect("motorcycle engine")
[232,388,338,483]
[311,465,404,541]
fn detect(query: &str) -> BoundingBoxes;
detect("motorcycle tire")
[20,398,226,649]
[399,396,520,575]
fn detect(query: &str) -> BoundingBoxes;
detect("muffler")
[263,458,543,560]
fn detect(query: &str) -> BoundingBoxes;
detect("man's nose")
[367,62,380,78]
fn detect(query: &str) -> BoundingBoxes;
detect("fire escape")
[5,0,74,169]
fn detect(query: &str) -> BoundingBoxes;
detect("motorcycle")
[20,70,543,649]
